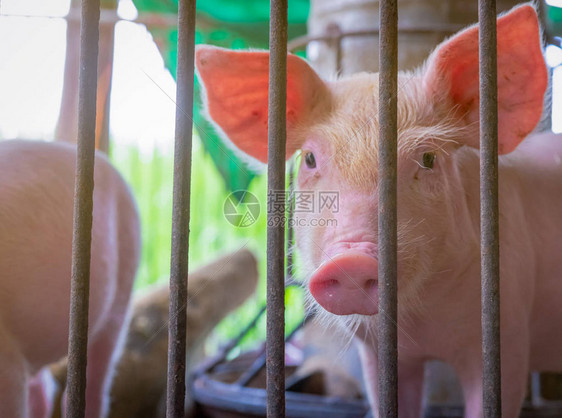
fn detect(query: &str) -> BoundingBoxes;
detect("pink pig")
[196,4,561,418]
[0,140,140,417]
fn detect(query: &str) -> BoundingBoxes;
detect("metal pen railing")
[266,1,289,416]
[479,0,501,416]
[165,0,196,416]
[65,0,101,415]
[377,0,399,416]
[64,0,501,417]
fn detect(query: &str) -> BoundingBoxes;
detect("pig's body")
[195,4,558,417]
[0,140,140,417]
[353,131,562,417]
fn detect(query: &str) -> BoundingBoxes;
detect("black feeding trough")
[190,307,369,418]
[190,304,562,418]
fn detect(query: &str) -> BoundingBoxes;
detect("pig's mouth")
[309,251,379,316]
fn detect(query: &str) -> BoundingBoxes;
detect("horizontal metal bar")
[287,23,465,52]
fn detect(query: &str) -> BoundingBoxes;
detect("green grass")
[109,134,305,351]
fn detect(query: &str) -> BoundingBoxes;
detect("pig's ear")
[195,46,328,163]
[423,5,547,154]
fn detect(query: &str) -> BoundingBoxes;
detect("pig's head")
[195,5,546,320]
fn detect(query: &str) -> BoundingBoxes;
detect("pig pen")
[48,1,562,418]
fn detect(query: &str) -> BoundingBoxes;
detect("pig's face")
[292,73,470,318]
[195,4,546,320]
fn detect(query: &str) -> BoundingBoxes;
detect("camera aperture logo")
[223,190,260,227]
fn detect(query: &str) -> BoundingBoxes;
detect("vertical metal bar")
[479,0,501,416]
[335,33,343,75]
[65,0,100,416]
[267,0,288,416]
[166,0,196,416]
[326,23,343,75]
[378,0,398,417]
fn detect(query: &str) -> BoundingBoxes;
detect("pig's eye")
[304,152,316,169]
[421,152,435,169]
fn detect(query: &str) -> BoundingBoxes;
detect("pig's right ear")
[195,46,328,163]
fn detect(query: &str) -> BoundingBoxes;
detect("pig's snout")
[309,252,378,315]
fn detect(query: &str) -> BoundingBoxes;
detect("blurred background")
[0,0,560,355]
[0,0,312,355]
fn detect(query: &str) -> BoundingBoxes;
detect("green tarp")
[132,0,310,192]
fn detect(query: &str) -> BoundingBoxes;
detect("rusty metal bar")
[266,0,288,416]
[325,23,343,74]
[378,0,398,417]
[479,0,501,417]
[287,23,464,52]
[166,0,196,416]
[65,0,100,416]
[238,314,310,388]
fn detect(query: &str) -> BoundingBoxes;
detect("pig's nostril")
[365,279,377,290]
[323,278,340,289]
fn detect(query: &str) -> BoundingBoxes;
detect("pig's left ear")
[195,46,329,163]
[423,4,547,154]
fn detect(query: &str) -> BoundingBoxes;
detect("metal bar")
[238,313,312,388]
[266,0,288,416]
[378,0,398,417]
[202,305,268,374]
[479,0,501,416]
[166,0,196,416]
[287,23,465,52]
[65,0,100,416]
[325,23,343,75]
[531,372,543,407]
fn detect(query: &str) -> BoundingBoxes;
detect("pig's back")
[509,132,562,236]
[512,131,562,170]
[0,140,138,370]
[508,133,562,369]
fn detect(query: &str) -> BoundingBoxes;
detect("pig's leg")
[81,330,122,417]
[358,341,380,414]
[459,366,483,418]
[0,329,29,417]
[82,295,132,418]
[459,339,528,418]
[397,362,424,418]
[29,368,57,418]
[358,342,424,418]
[499,335,529,418]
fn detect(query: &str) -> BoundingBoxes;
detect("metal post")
[378,0,398,417]
[166,0,196,416]
[479,0,501,416]
[65,0,100,416]
[326,23,343,75]
[267,0,288,416]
